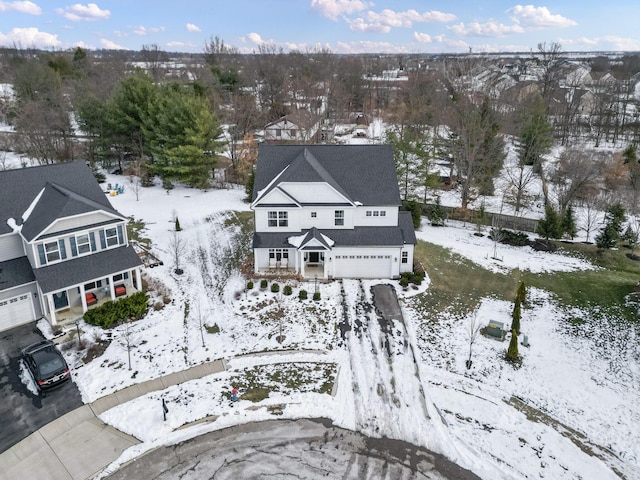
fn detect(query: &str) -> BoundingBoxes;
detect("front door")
[53,291,69,310]
[309,252,320,263]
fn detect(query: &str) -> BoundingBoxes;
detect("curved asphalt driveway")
[0,322,83,453]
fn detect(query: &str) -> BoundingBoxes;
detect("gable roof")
[252,144,401,207]
[0,161,123,237]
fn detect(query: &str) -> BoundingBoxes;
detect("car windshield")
[33,349,65,376]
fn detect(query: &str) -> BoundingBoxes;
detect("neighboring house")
[264,112,321,143]
[0,161,142,332]
[251,144,416,280]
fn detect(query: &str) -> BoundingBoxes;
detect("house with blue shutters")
[0,161,142,332]
[251,144,416,280]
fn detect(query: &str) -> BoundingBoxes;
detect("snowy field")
[2,144,639,479]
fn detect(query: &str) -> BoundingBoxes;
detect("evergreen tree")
[519,95,553,171]
[517,281,527,306]
[536,204,563,239]
[506,329,519,361]
[175,217,181,232]
[595,203,626,249]
[429,195,446,226]
[245,168,255,201]
[562,204,577,240]
[511,297,521,335]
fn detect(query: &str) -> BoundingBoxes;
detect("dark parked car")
[22,340,70,392]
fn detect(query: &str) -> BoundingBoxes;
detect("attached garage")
[332,254,393,279]
[0,292,36,331]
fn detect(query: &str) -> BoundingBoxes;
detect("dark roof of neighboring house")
[0,161,123,237]
[253,144,401,207]
[253,223,415,249]
[0,256,36,292]
[33,245,141,294]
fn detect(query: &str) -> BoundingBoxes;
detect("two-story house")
[0,161,142,332]
[251,144,416,280]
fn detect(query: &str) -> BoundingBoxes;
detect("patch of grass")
[414,239,640,322]
[206,323,220,334]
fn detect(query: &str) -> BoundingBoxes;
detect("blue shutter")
[117,225,124,245]
[99,230,106,249]
[37,244,46,265]
[70,237,77,256]
[58,239,67,260]
[89,232,96,251]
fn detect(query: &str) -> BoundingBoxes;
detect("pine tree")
[175,217,181,232]
[506,329,519,361]
[596,203,626,249]
[562,204,577,240]
[511,297,521,335]
[517,281,527,306]
[429,195,446,226]
[537,204,562,240]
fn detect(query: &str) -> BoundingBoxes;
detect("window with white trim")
[45,241,60,262]
[335,210,344,226]
[268,211,288,227]
[311,212,317,218]
[402,251,408,264]
[105,227,118,247]
[268,248,289,260]
[76,234,91,255]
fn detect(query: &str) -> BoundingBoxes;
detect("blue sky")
[0,1,639,54]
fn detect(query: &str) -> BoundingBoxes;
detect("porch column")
[108,276,116,300]
[47,295,58,326]
[134,268,141,291]
[80,286,88,312]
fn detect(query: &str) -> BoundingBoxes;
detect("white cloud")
[0,27,60,47]
[348,8,455,33]
[334,40,409,54]
[413,32,432,43]
[185,23,201,32]
[100,38,126,49]
[0,1,41,14]
[507,5,577,29]
[56,3,110,22]
[448,21,524,37]
[245,32,270,47]
[347,17,391,33]
[310,0,370,21]
[560,35,640,52]
[132,25,165,36]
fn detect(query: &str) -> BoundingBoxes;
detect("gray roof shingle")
[0,161,123,237]
[0,256,36,292]
[33,246,141,294]
[253,144,401,206]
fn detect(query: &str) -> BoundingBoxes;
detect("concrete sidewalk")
[0,359,225,480]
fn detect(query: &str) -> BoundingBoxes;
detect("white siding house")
[251,144,416,280]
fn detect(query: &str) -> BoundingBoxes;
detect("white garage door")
[333,255,392,279]
[0,293,36,331]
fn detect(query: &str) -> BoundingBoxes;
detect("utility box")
[486,320,504,338]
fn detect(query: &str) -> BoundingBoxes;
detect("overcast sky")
[1,1,639,54]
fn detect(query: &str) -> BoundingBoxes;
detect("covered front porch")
[43,268,141,326]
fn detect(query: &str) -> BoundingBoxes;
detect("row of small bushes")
[246,280,321,300]
[83,291,150,328]
[399,271,425,288]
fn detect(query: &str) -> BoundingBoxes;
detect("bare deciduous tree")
[169,230,187,275]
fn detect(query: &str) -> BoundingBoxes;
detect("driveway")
[0,322,83,453]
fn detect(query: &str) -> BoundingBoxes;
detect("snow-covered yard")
[31,169,632,480]
[3,143,639,479]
